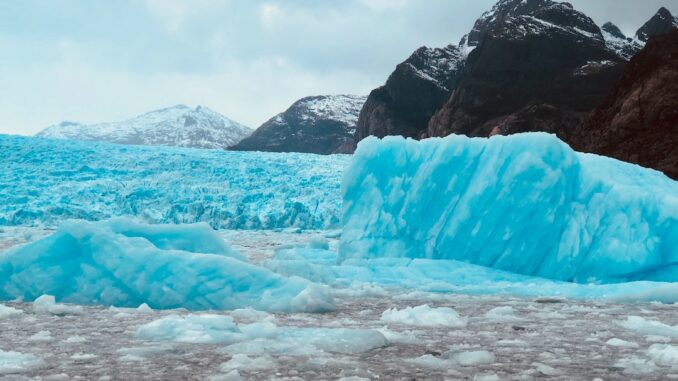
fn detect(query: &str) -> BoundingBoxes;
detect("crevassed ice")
[0,134,346,230]
[339,133,678,283]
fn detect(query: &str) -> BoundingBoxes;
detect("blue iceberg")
[339,133,678,283]
[0,218,334,312]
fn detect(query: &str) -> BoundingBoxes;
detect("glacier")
[0,218,334,312]
[339,133,678,283]
[0,134,346,230]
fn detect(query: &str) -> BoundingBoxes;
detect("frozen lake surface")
[2,229,678,380]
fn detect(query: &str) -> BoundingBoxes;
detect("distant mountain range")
[37,105,252,150]
[230,95,366,155]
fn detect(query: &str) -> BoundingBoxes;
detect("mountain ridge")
[37,105,252,150]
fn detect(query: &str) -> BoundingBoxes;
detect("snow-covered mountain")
[601,22,643,61]
[37,105,252,149]
[230,95,366,155]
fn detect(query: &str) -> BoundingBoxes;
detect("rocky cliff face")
[354,45,466,142]
[426,0,624,139]
[571,29,678,180]
[37,105,252,149]
[635,7,678,42]
[353,0,670,148]
[230,95,366,155]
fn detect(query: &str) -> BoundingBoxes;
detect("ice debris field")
[1,133,678,379]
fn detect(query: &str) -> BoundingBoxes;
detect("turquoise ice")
[0,134,346,229]
[0,218,334,312]
[340,133,678,283]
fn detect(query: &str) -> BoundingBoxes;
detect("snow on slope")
[339,133,678,283]
[0,218,334,312]
[36,105,252,149]
[294,95,366,133]
[0,134,346,229]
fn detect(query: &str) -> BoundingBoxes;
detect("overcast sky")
[1,0,676,135]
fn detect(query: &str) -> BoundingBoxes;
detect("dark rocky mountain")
[602,22,625,39]
[635,7,678,42]
[353,0,668,148]
[354,45,466,143]
[571,29,678,180]
[230,95,366,155]
[427,0,624,139]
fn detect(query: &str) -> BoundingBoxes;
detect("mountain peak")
[635,7,678,42]
[602,22,626,40]
[230,94,366,155]
[37,105,252,149]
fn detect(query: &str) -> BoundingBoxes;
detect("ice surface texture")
[340,133,678,283]
[0,134,346,229]
[0,218,334,312]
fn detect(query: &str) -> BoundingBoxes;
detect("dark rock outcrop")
[635,7,678,42]
[354,45,465,142]
[230,95,366,155]
[427,0,624,139]
[571,29,678,180]
[602,22,626,39]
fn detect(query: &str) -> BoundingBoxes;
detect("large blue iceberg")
[0,134,346,229]
[340,133,678,283]
[0,218,334,312]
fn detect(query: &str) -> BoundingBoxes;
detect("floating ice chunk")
[33,295,83,316]
[136,314,277,345]
[533,363,561,376]
[220,354,274,371]
[606,338,639,348]
[613,356,658,374]
[450,350,496,366]
[407,350,495,369]
[380,304,467,327]
[621,316,678,338]
[405,355,455,370]
[28,330,53,342]
[1,219,334,312]
[63,336,87,344]
[484,306,521,321]
[70,353,97,361]
[229,308,271,321]
[0,304,22,318]
[137,303,153,313]
[375,326,420,344]
[647,344,678,366]
[0,350,44,374]
[141,314,388,356]
[341,133,678,283]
